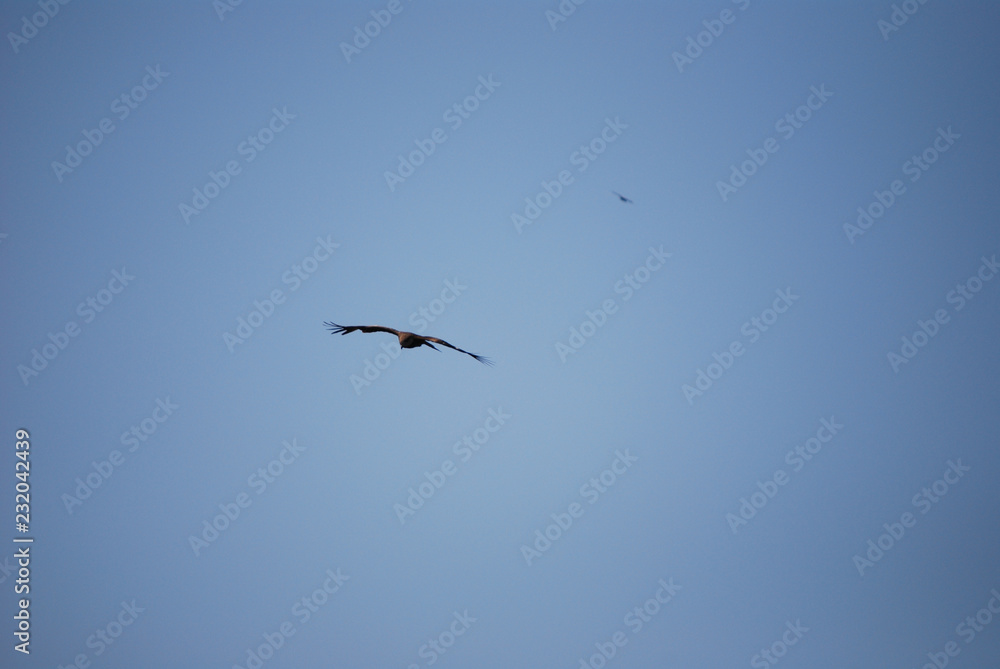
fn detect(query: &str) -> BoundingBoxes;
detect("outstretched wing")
[423,336,494,366]
[325,322,401,337]
[612,190,633,203]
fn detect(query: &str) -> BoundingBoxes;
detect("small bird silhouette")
[612,191,633,204]
[325,322,493,365]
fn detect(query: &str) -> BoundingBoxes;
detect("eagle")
[325,322,494,365]
[612,191,634,204]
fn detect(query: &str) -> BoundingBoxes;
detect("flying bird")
[325,322,493,365]
[612,191,633,204]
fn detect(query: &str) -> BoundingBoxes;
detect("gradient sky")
[2,2,999,668]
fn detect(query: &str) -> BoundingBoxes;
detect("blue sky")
[2,1,999,667]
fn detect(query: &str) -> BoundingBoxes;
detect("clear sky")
[2,1,999,667]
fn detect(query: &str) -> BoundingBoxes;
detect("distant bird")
[612,191,633,204]
[325,322,494,365]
